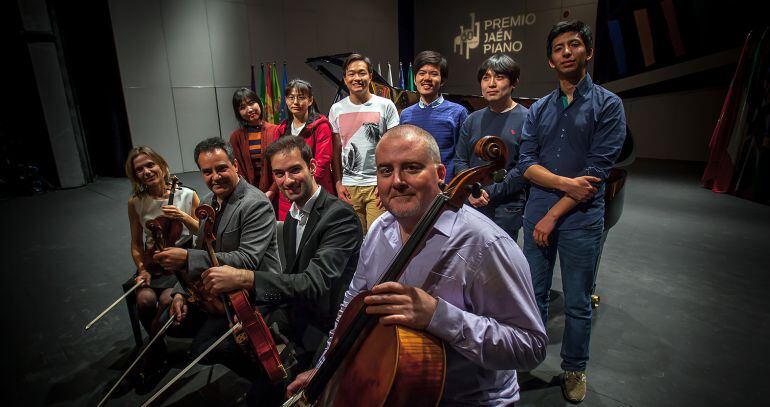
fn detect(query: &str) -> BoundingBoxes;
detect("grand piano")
[306,53,635,308]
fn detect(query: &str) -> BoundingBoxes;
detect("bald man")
[288,125,547,405]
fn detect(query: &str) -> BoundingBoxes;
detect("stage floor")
[3,158,768,406]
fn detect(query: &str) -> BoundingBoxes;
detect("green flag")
[270,63,281,124]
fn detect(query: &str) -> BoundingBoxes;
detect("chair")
[120,277,144,347]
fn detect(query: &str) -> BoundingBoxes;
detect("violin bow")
[140,322,243,407]
[85,278,145,331]
[97,315,175,406]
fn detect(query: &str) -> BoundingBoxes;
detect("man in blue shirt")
[400,50,468,182]
[455,53,528,241]
[518,20,626,403]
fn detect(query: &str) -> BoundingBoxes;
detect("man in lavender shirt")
[287,125,547,405]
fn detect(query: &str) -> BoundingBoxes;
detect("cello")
[284,136,508,406]
[142,203,287,406]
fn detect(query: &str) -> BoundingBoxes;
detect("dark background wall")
[413,0,597,98]
[410,0,767,161]
[4,0,769,189]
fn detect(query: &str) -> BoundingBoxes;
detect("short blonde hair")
[124,146,170,197]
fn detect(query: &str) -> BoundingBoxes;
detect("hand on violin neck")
[364,282,438,330]
[161,205,187,220]
[286,368,316,397]
[153,247,187,270]
[201,265,254,296]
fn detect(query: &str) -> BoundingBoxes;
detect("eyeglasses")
[286,95,308,102]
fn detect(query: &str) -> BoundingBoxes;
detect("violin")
[143,175,184,274]
[186,204,287,383]
[284,136,508,407]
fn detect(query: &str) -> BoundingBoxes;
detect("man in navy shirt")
[400,50,468,182]
[518,20,626,403]
[455,53,528,241]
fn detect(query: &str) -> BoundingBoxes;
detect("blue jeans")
[523,219,603,372]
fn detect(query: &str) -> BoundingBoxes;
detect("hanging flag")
[264,63,275,124]
[279,62,288,122]
[377,63,382,76]
[398,62,405,89]
[634,9,656,67]
[271,62,282,124]
[259,63,267,109]
[387,63,393,87]
[250,65,256,92]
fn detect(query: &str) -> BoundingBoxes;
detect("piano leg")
[590,229,610,309]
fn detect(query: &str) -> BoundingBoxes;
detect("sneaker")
[561,370,587,403]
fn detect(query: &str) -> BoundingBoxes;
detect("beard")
[385,195,424,220]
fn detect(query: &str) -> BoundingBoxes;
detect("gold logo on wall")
[453,12,480,60]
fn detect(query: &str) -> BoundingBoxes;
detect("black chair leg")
[122,278,143,347]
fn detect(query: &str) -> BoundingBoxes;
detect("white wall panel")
[161,0,215,86]
[123,87,183,172]
[247,0,284,63]
[111,0,401,170]
[207,0,252,87]
[216,87,242,139]
[109,0,171,88]
[172,87,222,171]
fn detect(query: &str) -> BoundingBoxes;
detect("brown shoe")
[561,370,587,403]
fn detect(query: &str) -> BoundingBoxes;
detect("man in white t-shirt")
[329,53,399,232]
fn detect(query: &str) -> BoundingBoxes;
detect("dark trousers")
[161,304,286,406]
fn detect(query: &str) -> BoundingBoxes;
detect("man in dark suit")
[212,135,362,372]
[151,137,282,395]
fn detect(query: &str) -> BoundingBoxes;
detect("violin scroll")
[195,204,217,241]
[195,204,216,223]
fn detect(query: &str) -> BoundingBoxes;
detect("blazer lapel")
[284,215,298,272]
[214,179,246,250]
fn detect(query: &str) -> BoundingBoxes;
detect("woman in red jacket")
[229,87,278,201]
[272,79,335,220]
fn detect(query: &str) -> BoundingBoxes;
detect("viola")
[284,136,508,407]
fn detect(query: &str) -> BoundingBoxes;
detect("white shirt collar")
[288,186,322,224]
[418,94,445,109]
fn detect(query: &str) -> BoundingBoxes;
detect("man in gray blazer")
[212,136,362,370]
[152,137,282,390]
